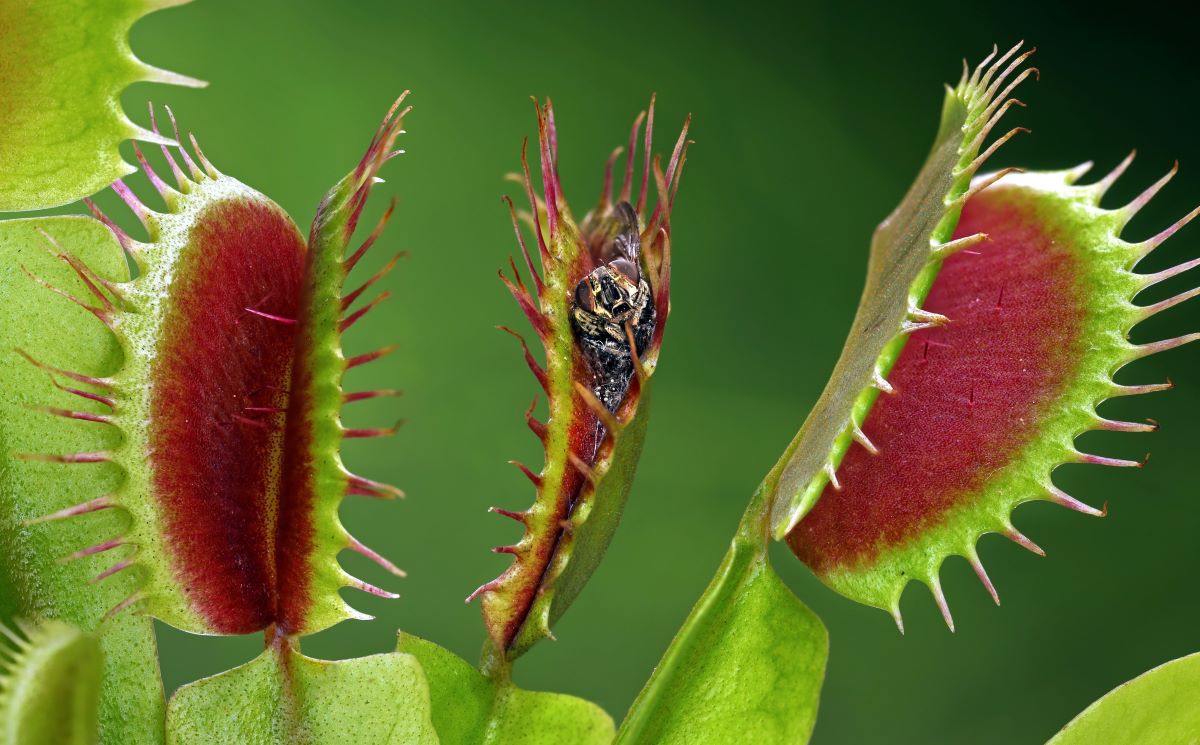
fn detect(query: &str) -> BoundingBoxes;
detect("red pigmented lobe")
[273,289,319,635]
[151,199,305,634]
[789,190,1085,574]
[492,356,601,646]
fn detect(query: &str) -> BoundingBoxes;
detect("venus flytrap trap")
[770,41,1037,540]
[0,0,205,211]
[0,214,166,743]
[399,95,689,745]
[613,44,1039,745]
[3,12,1200,742]
[786,159,1200,629]
[2,97,437,744]
[615,43,1200,744]
[14,98,408,637]
[0,619,102,745]
[472,96,686,659]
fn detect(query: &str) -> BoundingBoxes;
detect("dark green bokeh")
[81,1,1200,742]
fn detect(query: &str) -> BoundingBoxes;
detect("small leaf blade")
[165,645,438,745]
[1047,652,1200,745]
[398,633,614,745]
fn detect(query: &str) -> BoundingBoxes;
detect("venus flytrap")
[2,98,434,744]
[2,12,1199,743]
[787,160,1200,629]
[0,619,102,745]
[616,43,1200,744]
[471,96,686,662]
[0,0,205,211]
[0,215,166,743]
[399,96,690,745]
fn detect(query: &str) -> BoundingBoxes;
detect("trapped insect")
[570,201,656,415]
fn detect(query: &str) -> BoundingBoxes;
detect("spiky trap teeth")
[472,95,691,660]
[15,99,410,638]
[769,42,1039,541]
[787,157,1200,631]
[0,1,205,212]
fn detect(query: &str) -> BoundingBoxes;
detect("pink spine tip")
[929,578,955,632]
[24,495,113,526]
[518,137,549,262]
[508,460,542,487]
[619,109,647,204]
[1005,527,1045,556]
[91,559,135,584]
[347,535,407,577]
[102,593,144,623]
[1078,452,1146,469]
[17,451,109,464]
[36,406,111,425]
[1120,163,1178,225]
[499,270,549,339]
[346,344,399,369]
[1091,150,1136,198]
[636,93,656,215]
[498,325,548,392]
[343,389,403,403]
[62,538,124,563]
[465,581,498,604]
[533,100,559,240]
[340,291,391,332]
[1047,485,1105,517]
[1114,379,1174,397]
[343,422,403,438]
[490,506,528,524]
[15,349,113,390]
[969,554,1001,605]
[503,195,546,294]
[350,579,399,599]
[244,307,297,324]
[1097,417,1158,433]
[342,252,403,311]
[110,180,151,230]
[346,474,405,499]
[527,413,548,441]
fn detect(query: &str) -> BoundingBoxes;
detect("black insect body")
[570,202,656,415]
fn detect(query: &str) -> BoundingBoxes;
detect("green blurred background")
[36,0,1200,742]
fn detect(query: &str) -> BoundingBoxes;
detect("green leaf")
[397,633,614,745]
[1047,652,1200,745]
[166,644,438,745]
[0,0,204,211]
[0,216,165,743]
[616,481,827,745]
[0,618,103,745]
[768,42,1036,539]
